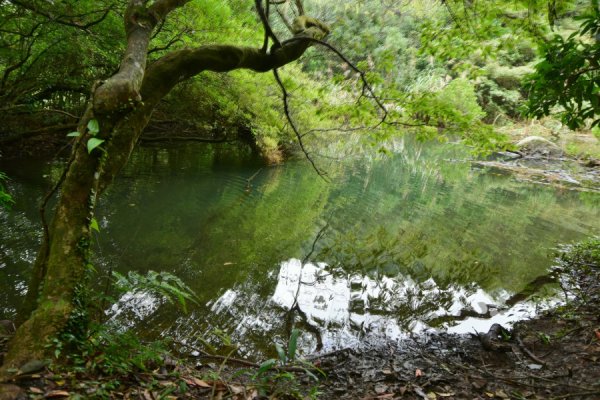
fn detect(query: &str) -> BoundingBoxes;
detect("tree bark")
[0,6,329,375]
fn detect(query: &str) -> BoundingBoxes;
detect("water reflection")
[0,139,598,357]
[200,258,553,354]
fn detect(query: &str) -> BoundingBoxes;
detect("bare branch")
[8,0,115,32]
[283,36,388,125]
[294,0,305,15]
[273,68,328,180]
[256,0,281,52]
[148,28,188,55]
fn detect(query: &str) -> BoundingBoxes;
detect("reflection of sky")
[107,291,162,331]
[203,258,556,354]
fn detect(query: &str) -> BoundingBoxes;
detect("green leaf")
[257,359,276,375]
[87,119,100,135]
[90,218,100,232]
[288,328,300,361]
[87,138,105,153]
[67,131,80,137]
[275,343,286,364]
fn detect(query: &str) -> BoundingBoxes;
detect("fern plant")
[112,270,199,313]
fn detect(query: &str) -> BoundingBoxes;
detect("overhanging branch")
[273,68,328,180]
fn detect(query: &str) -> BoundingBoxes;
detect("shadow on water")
[0,138,599,358]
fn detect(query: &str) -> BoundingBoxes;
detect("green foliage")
[245,329,324,399]
[558,236,600,270]
[112,270,199,313]
[407,78,510,152]
[51,325,168,376]
[525,10,600,128]
[416,0,600,132]
[0,1,124,117]
[89,217,100,232]
[476,77,524,120]
[555,236,600,305]
[0,171,14,209]
[87,138,105,154]
[87,119,100,135]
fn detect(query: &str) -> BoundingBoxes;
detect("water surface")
[1,138,598,357]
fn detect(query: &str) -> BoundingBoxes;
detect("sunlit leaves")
[86,138,105,154]
[87,119,100,135]
[525,11,600,128]
[89,218,100,232]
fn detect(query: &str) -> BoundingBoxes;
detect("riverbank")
[1,238,598,399]
[473,122,600,192]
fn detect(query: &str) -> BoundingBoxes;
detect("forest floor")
[1,240,599,400]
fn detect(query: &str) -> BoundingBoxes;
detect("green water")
[1,138,599,356]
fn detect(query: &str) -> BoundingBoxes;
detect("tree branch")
[96,16,330,187]
[273,68,328,179]
[283,36,388,125]
[141,26,324,106]
[8,0,115,31]
[256,0,280,52]
[93,0,195,115]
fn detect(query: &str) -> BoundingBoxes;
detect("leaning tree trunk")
[1,0,329,375]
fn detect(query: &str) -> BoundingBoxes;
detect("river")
[1,137,598,358]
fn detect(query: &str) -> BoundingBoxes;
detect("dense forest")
[0,0,599,399]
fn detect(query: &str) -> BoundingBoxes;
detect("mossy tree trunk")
[1,0,328,375]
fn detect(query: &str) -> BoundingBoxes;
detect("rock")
[17,360,48,375]
[495,151,523,160]
[374,383,388,394]
[0,384,25,400]
[515,136,562,157]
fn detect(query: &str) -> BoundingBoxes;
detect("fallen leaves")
[183,377,211,388]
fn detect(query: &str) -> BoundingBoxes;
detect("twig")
[176,341,259,368]
[282,36,387,124]
[515,335,545,365]
[274,5,293,32]
[302,223,328,264]
[175,341,320,373]
[211,347,238,399]
[294,0,305,15]
[273,68,328,180]
[256,0,280,52]
[246,168,263,191]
